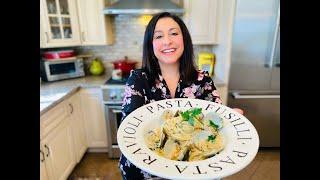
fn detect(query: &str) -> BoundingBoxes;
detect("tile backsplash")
[42,15,214,76]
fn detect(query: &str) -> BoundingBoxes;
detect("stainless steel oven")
[102,81,126,158]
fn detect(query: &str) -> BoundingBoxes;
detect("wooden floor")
[68,148,279,180]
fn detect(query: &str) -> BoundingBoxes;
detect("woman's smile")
[161,48,177,55]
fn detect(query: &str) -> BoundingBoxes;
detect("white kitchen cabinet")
[40,145,49,180]
[80,88,108,149]
[40,0,81,48]
[183,0,219,44]
[41,116,76,180]
[76,0,114,45]
[216,85,228,105]
[67,93,88,163]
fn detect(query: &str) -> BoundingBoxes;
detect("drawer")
[40,101,69,139]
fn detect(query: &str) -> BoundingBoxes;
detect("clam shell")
[191,130,224,158]
[162,138,190,160]
[204,112,223,130]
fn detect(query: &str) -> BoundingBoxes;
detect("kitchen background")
[40,14,218,80]
[40,0,280,179]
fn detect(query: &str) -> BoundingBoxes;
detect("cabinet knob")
[40,150,45,162]
[44,144,50,157]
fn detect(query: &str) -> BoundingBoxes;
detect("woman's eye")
[171,32,178,36]
[154,35,162,39]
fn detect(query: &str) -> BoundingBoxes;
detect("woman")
[119,12,243,180]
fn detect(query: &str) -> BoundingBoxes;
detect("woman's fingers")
[233,108,244,115]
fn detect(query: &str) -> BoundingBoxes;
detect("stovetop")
[102,77,127,103]
[104,77,128,85]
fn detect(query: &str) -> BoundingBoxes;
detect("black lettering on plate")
[124,127,136,134]
[175,99,182,107]
[157,104,166,111]
[132,148,147,155]
[205,104,215,111]
[216,107,227,115]
[146,106,154,113]
[184,101,193,108]
[220,156,236,164]
[128,117,143,128]
[166,101,173,108]
[208,163,223,172]
[224,113,236,120]
[133,116,143,122]
[143,156,157,165]
[123,136,135,139]
[233,150,248,158]
[233,122,245,130]
[193,166,207,175]
[230,117,241,123]
[237,137,252,140]
[175,165,188,174]
[125,142,137,148]
[236,129,250,136]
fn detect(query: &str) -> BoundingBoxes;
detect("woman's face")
[152,17,184,66]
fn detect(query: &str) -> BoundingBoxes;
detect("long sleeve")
[201,72,223,104]
[121,70,147,122]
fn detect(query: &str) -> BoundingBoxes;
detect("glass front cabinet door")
[40,0,80,48]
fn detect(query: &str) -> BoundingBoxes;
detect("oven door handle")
[112,109,122,113]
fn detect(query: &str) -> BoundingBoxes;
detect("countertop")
[40,75,108,116]
[40,74,226,116]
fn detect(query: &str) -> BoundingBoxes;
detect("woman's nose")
[162,35,172,45]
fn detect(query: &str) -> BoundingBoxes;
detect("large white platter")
[117,98,259,180]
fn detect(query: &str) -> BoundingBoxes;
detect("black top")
[119,69,222,180]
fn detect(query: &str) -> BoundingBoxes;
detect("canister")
[198,52,215,76]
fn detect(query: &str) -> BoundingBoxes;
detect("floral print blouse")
[119,69,222,180]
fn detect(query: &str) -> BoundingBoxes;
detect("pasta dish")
[145,108,224,161]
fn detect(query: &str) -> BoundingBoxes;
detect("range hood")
[103,0,184,15]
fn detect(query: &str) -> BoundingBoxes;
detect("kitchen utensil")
[43,50,75,60]
[198,52,215,76]
[112,56,137,77]
[111,69,122,80]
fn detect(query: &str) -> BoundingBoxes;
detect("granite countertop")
[40,75,108,115]
[40,73,226,116]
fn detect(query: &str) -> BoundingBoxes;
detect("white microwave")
[40,58,85,82]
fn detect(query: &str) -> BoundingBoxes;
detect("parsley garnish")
[209,120,219,130]
[181,108,202,126]
[207,135,216,142]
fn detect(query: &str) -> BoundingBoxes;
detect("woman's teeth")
[162,48,176,53]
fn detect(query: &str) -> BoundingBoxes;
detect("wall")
[74,15,214,74]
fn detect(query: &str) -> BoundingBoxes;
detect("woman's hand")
[233,108,244,115]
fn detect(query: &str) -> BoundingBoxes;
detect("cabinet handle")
[69,103,74,114]
[45,32,49,43]
[82,31,85,41]
[44,144,50,157]
[231,92,280,99]
[112,109,122,113]
[40,150,45,162]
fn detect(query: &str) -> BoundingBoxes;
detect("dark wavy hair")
[142,12,198,86]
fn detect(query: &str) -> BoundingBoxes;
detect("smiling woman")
[118,12,243,180]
